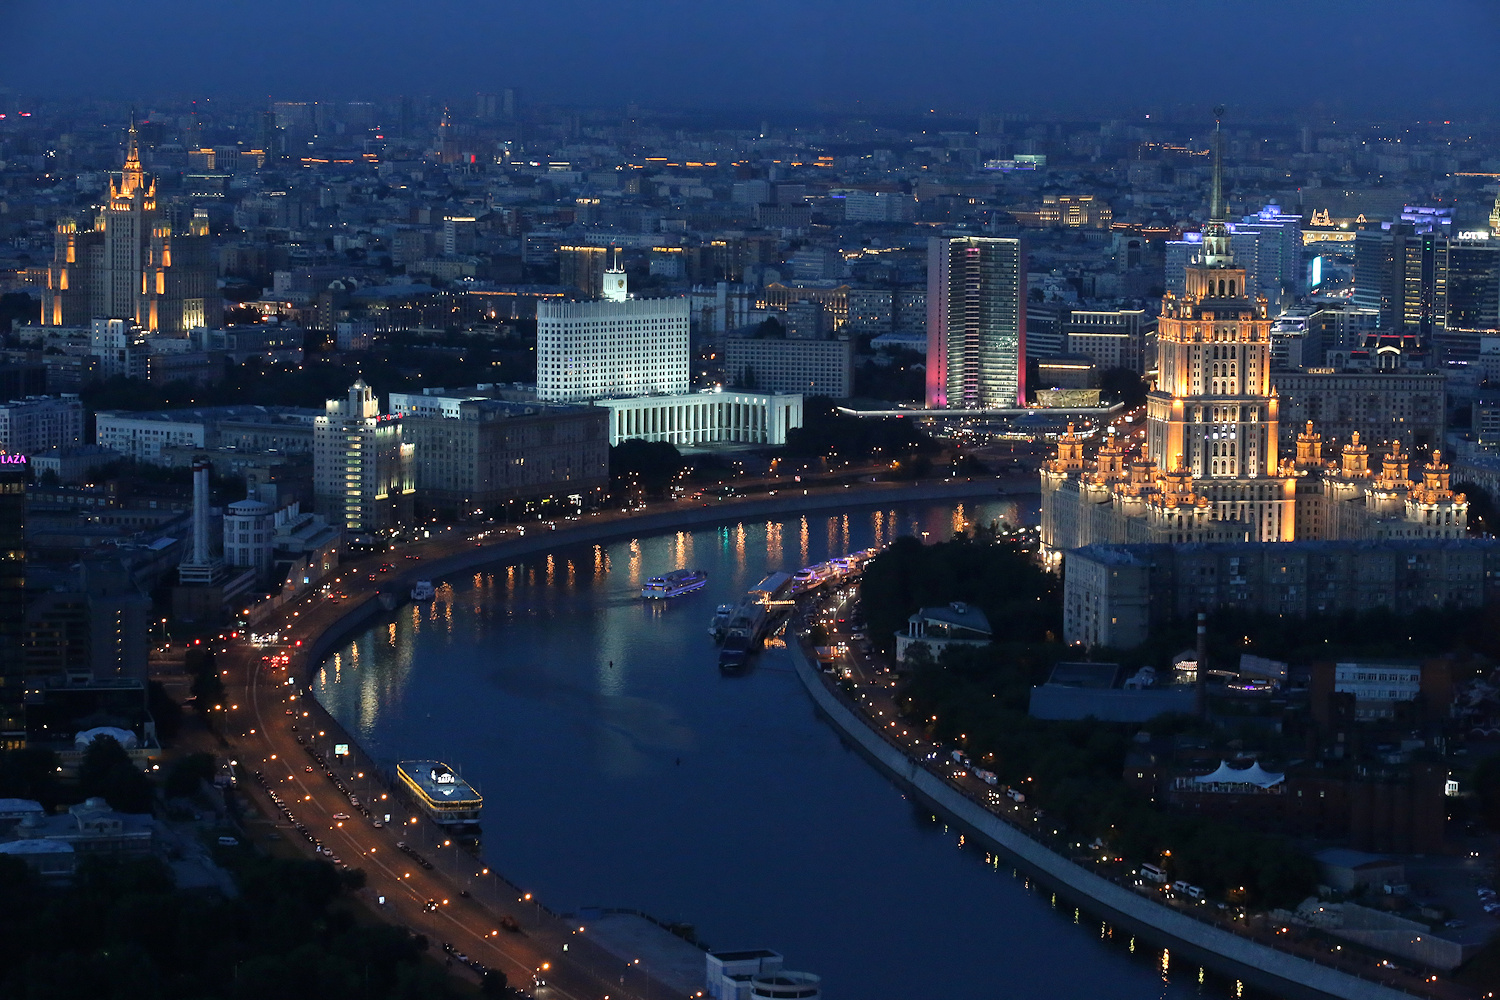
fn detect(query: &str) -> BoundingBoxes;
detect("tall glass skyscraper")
[925,237,1027,409]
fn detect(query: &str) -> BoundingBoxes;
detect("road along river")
[315,499,1261,1000]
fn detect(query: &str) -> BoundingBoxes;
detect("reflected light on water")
[311,500,1223,1000]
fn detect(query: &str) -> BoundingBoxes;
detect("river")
[315,500,1256,1000]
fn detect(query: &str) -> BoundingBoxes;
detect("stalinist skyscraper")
[1040,111,1465,550]
[41,120,220,333]
[1143,109,1294,542]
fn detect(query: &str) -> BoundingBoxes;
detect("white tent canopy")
[1192,759,1284,788]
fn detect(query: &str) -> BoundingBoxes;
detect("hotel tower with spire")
[41,119,221,333]
[1041,112,1467,550]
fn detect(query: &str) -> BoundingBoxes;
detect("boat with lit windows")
[396,761,482,828]
[790,564,833,593]
[641,568,708,599]
[410,580,436,601]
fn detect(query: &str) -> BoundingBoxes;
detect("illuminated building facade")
[536,270,690,402]
[40,122,220,333]
[1041,117,1466,552]
[925,236,1026,409]
[313,381,415,533]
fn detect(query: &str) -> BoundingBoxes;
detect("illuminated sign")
[1457,230,1491,241]
[334,743,349,756]
[0,454,27,465]
[1311,256,1323,289]
[431,768,455,784]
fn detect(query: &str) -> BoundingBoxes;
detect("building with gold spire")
[41,120,220,333]
[1041,114,1466,552]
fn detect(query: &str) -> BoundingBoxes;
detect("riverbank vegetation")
[862,530,1317,906]
[0,852,460,1000]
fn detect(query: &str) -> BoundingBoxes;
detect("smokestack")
[192,460,210,566]
[1195,611,1208,721]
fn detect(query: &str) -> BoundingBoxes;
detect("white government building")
[596,391,804,447]
[536,267,690,402]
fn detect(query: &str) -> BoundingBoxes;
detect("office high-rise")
[925,237,1027,408]
[1352,227,1395,322]
[1445,236,1500,337]
[1235,206,1304,304]
[559,245,608,298]
[1396,228,1448,341]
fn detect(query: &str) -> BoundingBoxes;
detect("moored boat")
[396,761,482,828]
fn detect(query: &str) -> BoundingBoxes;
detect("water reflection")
[314,499,1261,1000]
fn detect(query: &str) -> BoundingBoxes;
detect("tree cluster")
[783,397,937,463]
[862,534,1315,906]
[609,439,685,500]
[860,532,1060,653]
[0,853,458,1000]
[900,650,1315,905]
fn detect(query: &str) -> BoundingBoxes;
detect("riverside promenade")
[783,600,1468,1000]
[232,477,1025,1000]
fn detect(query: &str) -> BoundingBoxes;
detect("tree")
[1098,367,1147,408]
[78,735,155,814]
[480,969,510,997]
[0,747,61,808]
[1472,754,1500,832]
[1455,480,1496,536]
[190,651,226,711]
[609,439,684,500]
[164,752,217,798]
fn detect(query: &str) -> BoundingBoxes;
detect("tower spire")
[126,110,141,165]
[1201,105,1234,269]
[1209,105,1225,222]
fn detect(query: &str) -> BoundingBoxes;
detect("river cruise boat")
[410,580,436,601]
[790,563,833,593]
[396,761,482,828]
[641,568,708,599]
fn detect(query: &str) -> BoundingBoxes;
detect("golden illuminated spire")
[119,114,147,199]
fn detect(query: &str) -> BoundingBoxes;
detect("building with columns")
[1041,117,1466,552]
[595,392,802,448]
[40,121,220,333]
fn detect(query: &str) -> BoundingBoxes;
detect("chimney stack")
[192,460,211,566]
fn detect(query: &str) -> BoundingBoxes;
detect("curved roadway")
[217,477,1035,999]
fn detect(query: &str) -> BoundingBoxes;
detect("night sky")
[5,0,1500,116]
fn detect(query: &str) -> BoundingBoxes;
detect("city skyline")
[5,1,1500,117]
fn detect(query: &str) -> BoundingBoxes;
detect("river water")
[316,500,1252,1000]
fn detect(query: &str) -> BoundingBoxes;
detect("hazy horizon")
[5,0,1500,119]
